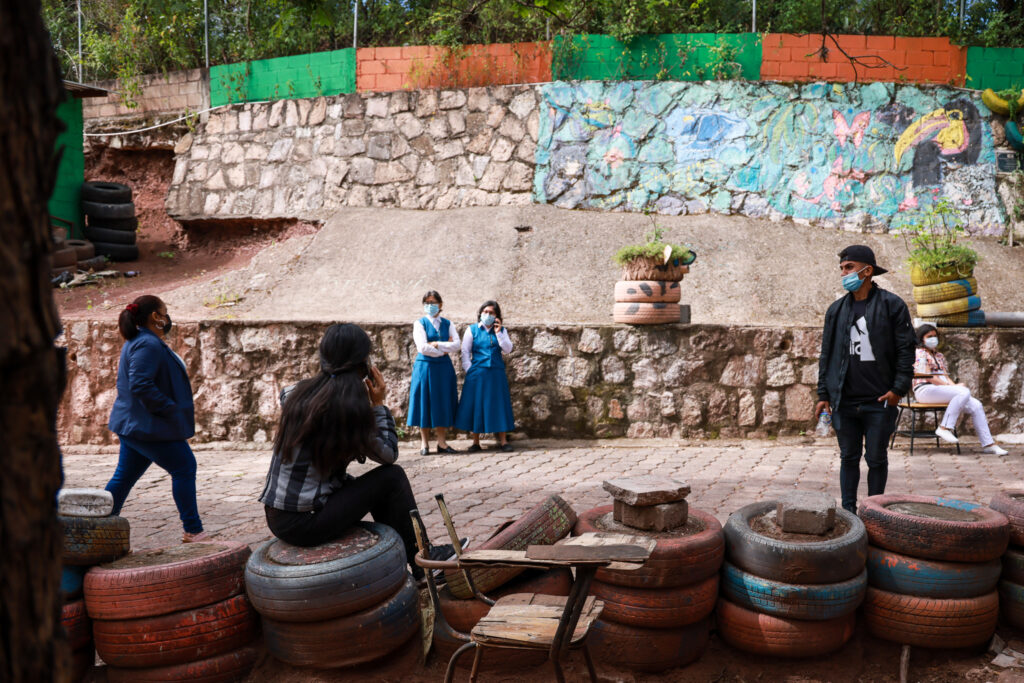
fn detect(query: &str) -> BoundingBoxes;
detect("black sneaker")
[428,538,469,562]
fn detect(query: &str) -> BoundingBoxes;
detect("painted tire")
[1008,121,1024,153]
[65,239,95,261]
[94,594,259,668]
[62,599,91,651]
[245,522,407,622]
[262,576,419,668]
[1005,548,1024,585]
[81,181,132,203]
[614,280,682,303]
[724,501,867,584]
[589,618,709,673]
[84,224,137,244]
[716,598,855,658]
[620,260,690,282]
[574,505,724,589]
[62,565,87,601]
[989,490,1024,547]
[921,310,986,327]
[910,264,973,287]
[866,545,1000,598]
[613,302,681,325]
[60,514,130,565]
[858,494,1009,563]
[439,567,572,633]
[82,200,136,220]
[913,277,978,305]
[58,488,114,517]
[999,579,1024,630]
[864,587,997,648]
[53,246,78,268]
[106,642,259,683]
[91,241,139,262]
[445,495,577,599]
[982,88,1024,116]
[916,295,981,318]
[720,562,866,620]
[590,574,717,628]
[85,542,250,620]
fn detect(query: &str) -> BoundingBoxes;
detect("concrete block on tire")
[61,514,130,565]
[613,499,688,531]
[589,617,709,673]
[717,598,855,657]
[776,490,836,535]
[864,586,998,648]
[106,642,259,683]
[614,280,681,303]
[613,302,681,325]
[58,488,114,517]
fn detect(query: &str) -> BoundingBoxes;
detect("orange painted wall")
[761,34,967,86]
[356,41,552,92]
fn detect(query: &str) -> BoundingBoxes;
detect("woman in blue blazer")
[106,295,206,542]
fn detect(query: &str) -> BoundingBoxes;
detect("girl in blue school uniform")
[456,300,515,452]
[407,291,461,455]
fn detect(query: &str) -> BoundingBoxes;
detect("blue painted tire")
[62,565,87,601]
[1007,121,1024,153]
[999,579,1024,630]
[720,562,866,620]
[867,545,1000,599]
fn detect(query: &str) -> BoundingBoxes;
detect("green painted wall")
[967,47,1024,92]
[552,33,762,82]
[48,94,84,238]
[211,48,356,106]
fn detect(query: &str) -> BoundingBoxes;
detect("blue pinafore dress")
[455,324,515,434]
[407,317,458,428]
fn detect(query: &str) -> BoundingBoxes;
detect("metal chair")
[890,395,960,456]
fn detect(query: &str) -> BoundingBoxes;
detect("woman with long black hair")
[260,323,450,577]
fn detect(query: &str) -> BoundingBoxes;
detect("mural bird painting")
[894,99,981,188]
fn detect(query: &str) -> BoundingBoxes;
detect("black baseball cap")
[838,245,888,276]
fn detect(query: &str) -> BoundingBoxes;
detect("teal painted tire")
[866,545,1000,599]
[1007,121,1024,153]
[999,579,1024,630]
[1004,548,1024,585]
[721,562,866,620]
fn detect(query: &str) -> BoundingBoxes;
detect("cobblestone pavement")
[61,436,1021,550]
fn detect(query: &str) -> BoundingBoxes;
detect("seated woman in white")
[913,323,1008,455]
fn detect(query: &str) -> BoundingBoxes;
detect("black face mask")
[160,313,172,334]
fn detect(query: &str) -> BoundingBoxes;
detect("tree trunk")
[0,1,70,681]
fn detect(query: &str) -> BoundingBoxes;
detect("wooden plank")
[559,533,657,554]
[525,544,650,562]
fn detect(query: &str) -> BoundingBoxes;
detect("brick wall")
[83,68,208,119]
[761,34,967,85]
[356,42,551,92]
[967,47,1024,91]
[209,49,356,106]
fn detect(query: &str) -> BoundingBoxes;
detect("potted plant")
[612,219,697,325]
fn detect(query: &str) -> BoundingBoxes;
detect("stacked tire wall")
[990,490,1024,632]
[613,256,692,325]
[911,265,984,327]
[81,181,139,262]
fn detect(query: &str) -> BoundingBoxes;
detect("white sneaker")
[982,444,1009,456]
[935,427,959,444]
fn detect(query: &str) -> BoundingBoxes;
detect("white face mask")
[924,337,939,349]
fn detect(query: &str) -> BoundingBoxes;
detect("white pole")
[752,0,757,32]
[353,0,358,49]
[204,0,209,68]
[959,0,965,29]
[77,0,82,80]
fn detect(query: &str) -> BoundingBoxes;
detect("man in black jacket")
[815,245,916,514]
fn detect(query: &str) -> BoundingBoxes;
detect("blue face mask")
[423,303,440,317]
[842,267,867,292]
[480,313,496,327]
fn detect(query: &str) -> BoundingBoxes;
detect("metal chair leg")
[551,657,567,683]
[909,406,916,456]
[890,406,903,448]
[469,646,483,683]
[932,409,940,448]
[445,642,477,683]
[582,643,599,683]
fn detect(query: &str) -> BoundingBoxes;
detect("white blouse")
[413,315,460,358]
[461,323,513,371]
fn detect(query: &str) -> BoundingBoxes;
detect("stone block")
[613,499,689,531]
[603,476,691,505]
[777,491,836,535]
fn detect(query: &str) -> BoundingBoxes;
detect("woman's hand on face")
[365,366,387,406]
[493,318,502,333]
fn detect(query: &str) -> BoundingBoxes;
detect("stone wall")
[83,69,208,119]
[165,86,539,219]
[59,320,1024,446]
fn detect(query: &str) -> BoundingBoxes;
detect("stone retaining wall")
[59,320,1024,445]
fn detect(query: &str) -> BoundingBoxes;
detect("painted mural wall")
[534,80,1005,235]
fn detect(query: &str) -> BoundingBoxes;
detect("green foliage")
[901,199,979,276]
[614,216,692,265]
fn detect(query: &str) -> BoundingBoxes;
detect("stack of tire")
[85,541,258,682]
[245,522,419,669]
[573,503,723,672]
[613,251,696,325]
[717,501,867,658]
[911,264,984,328]
[52,234,102,281]
[860,494,1008,649]
[988,490,1024,631]
[81,181,139,262]
[58,488,130,682]
[982,88,1024,153]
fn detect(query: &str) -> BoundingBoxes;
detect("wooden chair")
[890,377,961,456]
[410,495,653,683]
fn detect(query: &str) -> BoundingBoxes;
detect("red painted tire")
[573,505,724,589]
[1004,548,1024,585]
[989,490,1024,547]
[590,574,717,628]
[716,598,855,658]
[445,495,577,599]
[859,494,1009,562]
[262,576,419,668]
[863,587,998,648]
[588,617,709,673]
[61,599,91,651]
[439,567,572,633]
[613,302,681,325]
[106,642,259,683]
[999,579,1024,630]
[94,594,260,668]
[614,280,682,303]
[85,542,251,620]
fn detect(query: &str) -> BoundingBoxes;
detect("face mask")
[480,313,496,327]
[841,266,868,292]
[160,313,172,335]
[924,336,939,349]
[423,303,440,317]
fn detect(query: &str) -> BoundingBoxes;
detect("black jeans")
[835,400,898,514]
[265,464,422,577]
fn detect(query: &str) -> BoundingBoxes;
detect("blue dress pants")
[106,435,203,534]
